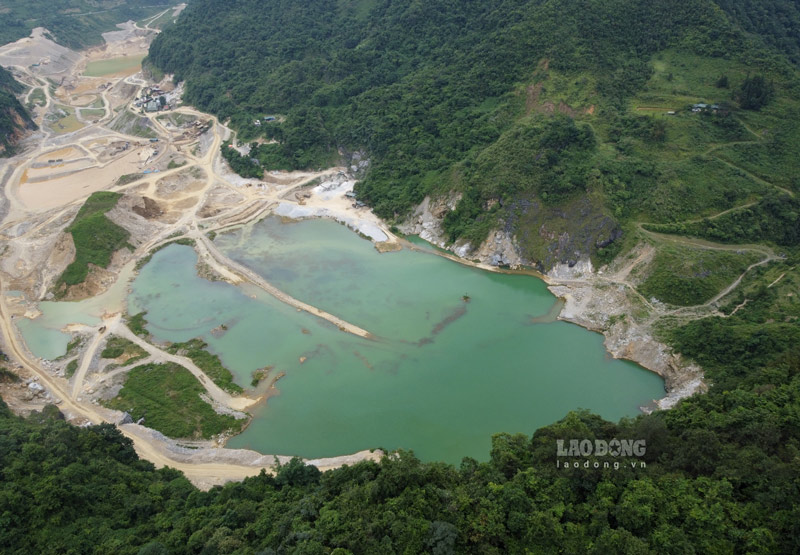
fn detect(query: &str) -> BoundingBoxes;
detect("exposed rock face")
[509,194,620,270]
[0,97,36,154]
[472,230,523,267]
[401,192,622,271]
[342,149,370,177]
[118,412,134,425]
[398,194,461,248]
[401,195,526,268]
[546,261,706,410]
[0,66,36,153]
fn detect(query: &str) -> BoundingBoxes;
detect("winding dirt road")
[0,25,387,488]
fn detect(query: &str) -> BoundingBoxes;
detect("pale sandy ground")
[16,146,148,211]
[0,20,402,488]
[276,176,395,243]
[0,28,81,78]
[33,146,86,162]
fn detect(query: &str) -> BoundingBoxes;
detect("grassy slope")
[103,362,244,439]
[637,244,763,306]
[100,336,148,366]
[622,51,799,220]
[166,338,243,395]
[60,192,130,287]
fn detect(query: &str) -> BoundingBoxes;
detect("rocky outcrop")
[342,149,370,177]
[546,261,706,410]
[398,193,461,248]
[472,230,523,267]
[401,192,622,272]
[510,194,620,270]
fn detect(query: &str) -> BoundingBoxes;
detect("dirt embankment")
[0,208,76,298]
[2,108,37,148]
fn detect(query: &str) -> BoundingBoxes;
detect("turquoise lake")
[124,217,664,463]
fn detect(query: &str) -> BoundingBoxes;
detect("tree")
[737,74,774,110]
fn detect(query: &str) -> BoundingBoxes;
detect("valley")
[1,1,799,552]
[0,11,673,481]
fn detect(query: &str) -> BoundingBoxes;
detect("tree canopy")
[149,0,799,261]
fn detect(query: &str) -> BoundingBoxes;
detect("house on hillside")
[691,102,725,114]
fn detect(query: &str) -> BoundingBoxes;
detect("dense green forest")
[0,67,35,155]
[149,0,800,264]
[714,0,800,64]
[0,0,173,49]
[1,290,798,553]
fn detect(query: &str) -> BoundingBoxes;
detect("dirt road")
[0,26,390,489]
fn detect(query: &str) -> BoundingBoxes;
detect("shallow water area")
[127,217,664,463]
[17,264,135,360]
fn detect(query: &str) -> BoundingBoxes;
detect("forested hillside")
[149,0,800,265]
[0,0,173,49]
[715,0,800,64]
[0,67,35,155]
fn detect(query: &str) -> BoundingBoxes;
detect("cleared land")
[84,55,146,77]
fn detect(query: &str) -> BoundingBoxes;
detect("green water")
[127,217,664,464]
[16,264,134,360]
